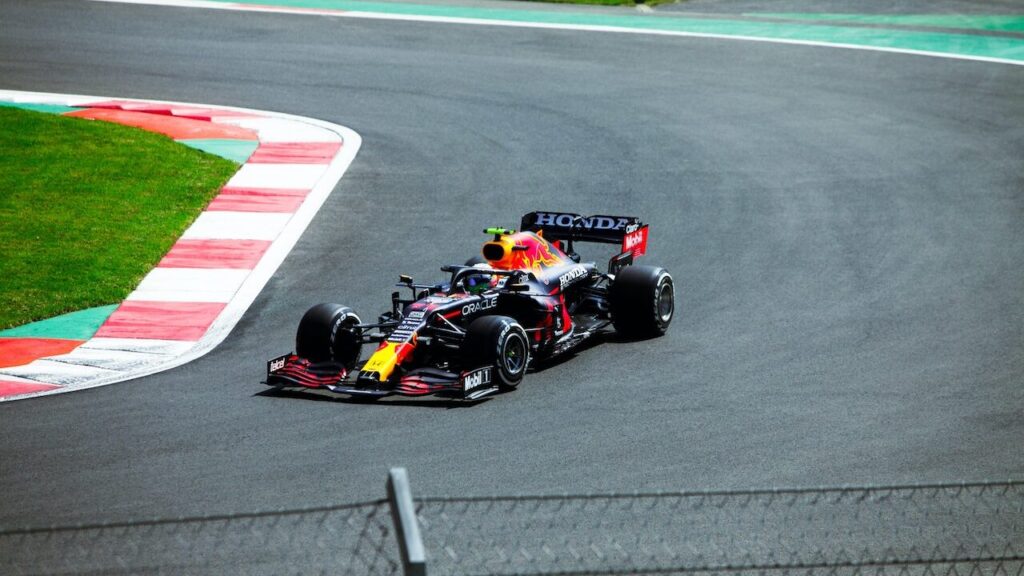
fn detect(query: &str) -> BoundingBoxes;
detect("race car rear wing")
[520,211,649,257]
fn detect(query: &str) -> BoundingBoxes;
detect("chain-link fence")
[415,482,1024,576]
[1,477,1021,576]
[0,500,399,576]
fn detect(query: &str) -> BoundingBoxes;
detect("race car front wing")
[265,354,498,400]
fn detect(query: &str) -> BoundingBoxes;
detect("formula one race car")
[265,211,674,400]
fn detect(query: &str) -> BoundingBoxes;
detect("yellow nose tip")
[361,340,415,382]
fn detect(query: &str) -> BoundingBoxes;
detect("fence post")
[387,467,427,576]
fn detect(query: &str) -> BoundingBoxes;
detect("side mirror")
[399,274,413,284]
[391,291,401,316]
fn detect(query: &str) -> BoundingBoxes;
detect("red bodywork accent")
[488,232,567,272]
[558,294,572,336]
[271,355,461,397]
[390,342,416,364]
[395,376,450,396]
[270,355,347,388]
[536,296,556,342]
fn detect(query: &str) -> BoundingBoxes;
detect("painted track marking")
[90,0,1024,66]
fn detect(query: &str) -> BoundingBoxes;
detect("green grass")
[746,13,1024,34]
[0,107,239,330]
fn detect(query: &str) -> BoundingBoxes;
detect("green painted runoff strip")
[0,101,79,114]
[0,305,119,340]
[204,0,1024,62]
[746,14,1024,34]
[179,139,259,163]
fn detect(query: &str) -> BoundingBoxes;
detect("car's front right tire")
[462,315,529,390]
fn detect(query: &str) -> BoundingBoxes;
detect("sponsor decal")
[462,366,492,392]
[407,311,425,319]
[533,212,633,232]
[268,355,288,374]
[462,296,498,317]
[622,225,648,257]
[559,265,587,288]
[387,318,423,342]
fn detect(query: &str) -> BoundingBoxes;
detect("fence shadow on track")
[1,474,1021,576]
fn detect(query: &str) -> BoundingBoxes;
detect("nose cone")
[360,340,415,383]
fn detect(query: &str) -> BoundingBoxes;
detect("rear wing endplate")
[520,211,648,257]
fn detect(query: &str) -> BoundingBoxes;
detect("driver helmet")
[464,263,495,294]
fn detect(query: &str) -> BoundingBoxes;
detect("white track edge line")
[87,0,1024,67]
[0,89,361,402]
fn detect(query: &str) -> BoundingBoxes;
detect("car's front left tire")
[295,303,362,367]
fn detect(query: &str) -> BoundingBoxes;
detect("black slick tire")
[295,303,362,367]
[462,315,529,390]
[609,265,675,338]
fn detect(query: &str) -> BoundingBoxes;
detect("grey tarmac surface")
[0,0,1022,528]
[293,0,1024,17]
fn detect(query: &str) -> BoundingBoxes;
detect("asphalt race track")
[1,0,1022,529]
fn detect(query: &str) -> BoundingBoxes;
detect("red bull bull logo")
[484,232,565,272]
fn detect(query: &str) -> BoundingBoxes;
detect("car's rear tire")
[295,303,362,367]
[462,315,529,390]
[609,265,674,338]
